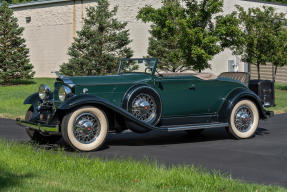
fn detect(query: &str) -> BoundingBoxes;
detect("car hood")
[64,73,151,86]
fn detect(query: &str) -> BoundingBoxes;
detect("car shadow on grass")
[0,164,34,191]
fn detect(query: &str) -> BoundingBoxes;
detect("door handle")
[189,84,195,90]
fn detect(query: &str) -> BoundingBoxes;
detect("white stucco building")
[3,0,287,81]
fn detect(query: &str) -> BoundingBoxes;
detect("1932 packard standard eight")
[17,58,273,151]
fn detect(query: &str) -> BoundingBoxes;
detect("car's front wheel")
[227,99,259,139]
[61,106,108,152]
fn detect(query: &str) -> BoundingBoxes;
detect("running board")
[158,122,228,132]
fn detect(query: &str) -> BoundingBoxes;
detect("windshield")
[118,58,157,75]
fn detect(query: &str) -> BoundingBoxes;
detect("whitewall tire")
[228,99,259,139]
[62,106,108,151]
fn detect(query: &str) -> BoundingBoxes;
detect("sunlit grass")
[0,78,54,119]
[0,140,285,192]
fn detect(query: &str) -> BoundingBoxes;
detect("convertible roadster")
[17,58,273,151]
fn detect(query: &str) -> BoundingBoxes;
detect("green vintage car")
[17,58,273,151]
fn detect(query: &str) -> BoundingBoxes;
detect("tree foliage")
[226,6,286,80]
[137,0,240,72]
[0,1,34,83]
[60,0,133,76]
[272,28,287,76]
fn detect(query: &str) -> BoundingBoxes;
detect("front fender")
[24,92,39,105]
[57,94,155,132]
[218,87,267,122]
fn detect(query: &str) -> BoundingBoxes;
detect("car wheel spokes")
[73,112,101,144]
[234,105,254,133]
[131,93,157,123]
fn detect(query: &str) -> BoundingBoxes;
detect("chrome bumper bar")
[16,118,59,133]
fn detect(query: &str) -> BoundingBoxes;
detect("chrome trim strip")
[16,119,59,133]
[159,122,228,132]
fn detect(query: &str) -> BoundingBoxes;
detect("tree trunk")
[274,65,277,82]
[257,63,260,80]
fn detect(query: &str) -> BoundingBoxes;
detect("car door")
[154,75,213,118]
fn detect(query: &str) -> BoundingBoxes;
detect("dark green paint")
[53,70,246,118]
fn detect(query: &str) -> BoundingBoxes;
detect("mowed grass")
[0,140,286,192]
[0,78,54,119]
[269,83,287,114]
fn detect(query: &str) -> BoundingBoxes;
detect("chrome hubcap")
[73,112,100,144]
[234,105,254,132]
[131,93,157,122]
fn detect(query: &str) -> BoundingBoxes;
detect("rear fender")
[218,87,267,122]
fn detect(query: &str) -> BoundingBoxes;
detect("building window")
[228,60,235,72]
[26,16,31,23]
[244,63,249,73]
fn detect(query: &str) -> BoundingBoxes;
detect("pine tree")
[60,0,133,76]
[0,1,34,83]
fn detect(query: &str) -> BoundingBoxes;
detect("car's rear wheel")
[25,107,60,144]
[227,99,259,139]
[61,106,108,152]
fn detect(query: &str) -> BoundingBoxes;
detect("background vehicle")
[17,58,273,151]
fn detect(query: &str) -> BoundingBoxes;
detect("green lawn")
[269,83,287,114]
[0,140,285,192]
[0,78,54,119]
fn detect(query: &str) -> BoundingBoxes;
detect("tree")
[227,6,286,80]
[60,0,133,76]
[0,1,34,83]
[137,0,185,72]
[271,28,287,78]
[137,0,239,72]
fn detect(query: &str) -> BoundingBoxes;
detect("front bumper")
[16,118,59,134]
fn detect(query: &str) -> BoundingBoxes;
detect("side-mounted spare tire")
[122,85,162,133]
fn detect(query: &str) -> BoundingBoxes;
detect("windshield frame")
[117,58,158,76]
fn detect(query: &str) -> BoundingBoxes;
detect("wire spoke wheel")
[72,112,101,144]
[131,93,157,123]
[228,99,259,139]
[234,105,254,133]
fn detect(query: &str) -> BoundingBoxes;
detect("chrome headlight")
[38,84,51,100]
[58,85,72,102]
